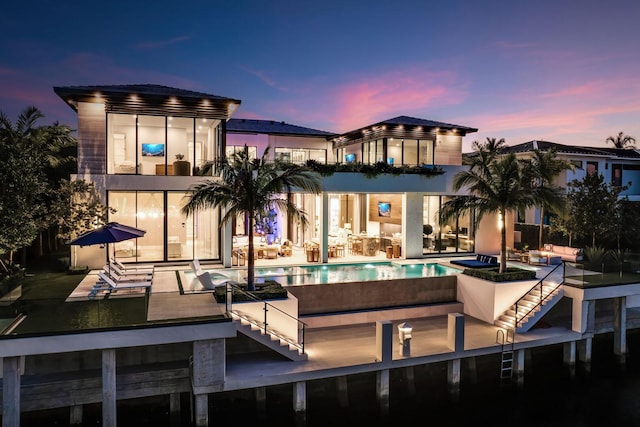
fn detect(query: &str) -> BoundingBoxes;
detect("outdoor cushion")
[450,254,499,269]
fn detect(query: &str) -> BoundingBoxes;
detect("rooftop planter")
[461,267,537,282]
[303,160,444,179]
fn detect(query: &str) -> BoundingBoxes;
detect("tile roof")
[332,115,478,147]
[503,140,640,159]
[227,118,335,137]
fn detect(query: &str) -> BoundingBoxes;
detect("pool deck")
[65,258,594,386]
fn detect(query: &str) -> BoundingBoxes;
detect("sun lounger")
[190,259,231,290]
[96,272,152,290]
[110,258,154,274]
[105,263,153,280]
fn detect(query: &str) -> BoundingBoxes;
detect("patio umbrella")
[67,222,146,273]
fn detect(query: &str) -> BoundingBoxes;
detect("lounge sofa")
[542,244,583,262]
[451,254,499,269]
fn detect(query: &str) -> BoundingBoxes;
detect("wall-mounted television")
[142,143,165,157]
[345,153,356,163]
[378,201,391,217]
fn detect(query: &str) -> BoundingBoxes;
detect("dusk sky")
[2,0,639,152]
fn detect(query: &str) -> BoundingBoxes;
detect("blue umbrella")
[68,222,146,272]
[68,222,146,247]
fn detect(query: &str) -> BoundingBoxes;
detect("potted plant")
[173,153,191,176]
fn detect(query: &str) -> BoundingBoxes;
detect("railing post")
[263,303,268,334]
[225,283,233,314]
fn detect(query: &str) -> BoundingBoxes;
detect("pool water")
[217,262,461,286]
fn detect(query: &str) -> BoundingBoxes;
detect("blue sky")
[2,0,639,152]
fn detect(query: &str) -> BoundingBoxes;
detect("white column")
[376,369,390,415]
[102,349,117,427]
[563,341,576,378]
[293,381,306,414]
[403,192,423,259]
[321,192,329,263]
[2,356,21,427]
[336,376,349,407]
[222,209,233,268]
[614,296,627,365]
[572,298,595,333]
[447,359,461,401]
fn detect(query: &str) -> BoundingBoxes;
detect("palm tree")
[440,142,534,273]
[522,148,573,250]
[606,131,636,149]
[182,145,322,291]
[463,137,506,168]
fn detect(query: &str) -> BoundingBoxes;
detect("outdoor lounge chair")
[196,271,231,290]
[110,258,154,274]
[104,264,153,280]
[190,259,231,290]
[96,272,152,290]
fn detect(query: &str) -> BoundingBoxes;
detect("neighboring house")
[54,84,491,269]
[503,140,640,226]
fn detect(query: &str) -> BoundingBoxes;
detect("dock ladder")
[497,328,515,385]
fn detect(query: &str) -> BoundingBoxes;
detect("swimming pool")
[216,262,461,286]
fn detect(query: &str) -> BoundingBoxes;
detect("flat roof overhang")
[54,84,241,120]
[332,116,478,148]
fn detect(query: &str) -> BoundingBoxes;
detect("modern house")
[500,140,640,240]
[0,84,636,427]
[54,84,501,269]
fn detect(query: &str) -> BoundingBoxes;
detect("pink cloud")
[240,67,469,134]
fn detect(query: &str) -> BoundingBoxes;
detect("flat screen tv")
[378,202,391,217]
[345,153,356,163]
[142,143,165,157]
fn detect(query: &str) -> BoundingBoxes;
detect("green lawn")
[2,253,150,335]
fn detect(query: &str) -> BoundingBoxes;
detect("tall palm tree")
[463,137,506,168]
[440,144,534,273]
[182,145,322,291]
[606,131,636,149]
[522,148,574,250]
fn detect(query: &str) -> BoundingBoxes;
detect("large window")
[423,195,473,254]
[226,145,257,159]
[107,113,221,176]
[275,148,326,164]
[108,191,219,262]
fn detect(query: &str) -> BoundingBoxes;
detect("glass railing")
[563,257,640,288]
[224,283,305,354]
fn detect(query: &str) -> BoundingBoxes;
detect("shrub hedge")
[462,267,537,282]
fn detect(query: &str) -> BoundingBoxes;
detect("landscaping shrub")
[462,267,537,282]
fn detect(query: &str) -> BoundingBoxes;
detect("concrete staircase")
[495,281,564,333]
[230,309,308,361]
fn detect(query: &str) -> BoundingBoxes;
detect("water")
[213,262,461,286]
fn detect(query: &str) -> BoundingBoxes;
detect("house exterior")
[501,140,640,227]
[54,84,495,269]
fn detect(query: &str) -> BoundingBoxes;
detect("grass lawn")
[2,252,149,335]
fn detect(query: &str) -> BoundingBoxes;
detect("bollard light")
[398,322,413,357]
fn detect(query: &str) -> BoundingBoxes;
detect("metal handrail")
[224,282,307,354]
[514,262,564,329]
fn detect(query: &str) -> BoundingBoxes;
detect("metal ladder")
[497,328,515,384]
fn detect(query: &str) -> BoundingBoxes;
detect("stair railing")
[513,262,564,329]
[224,282,306,354]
